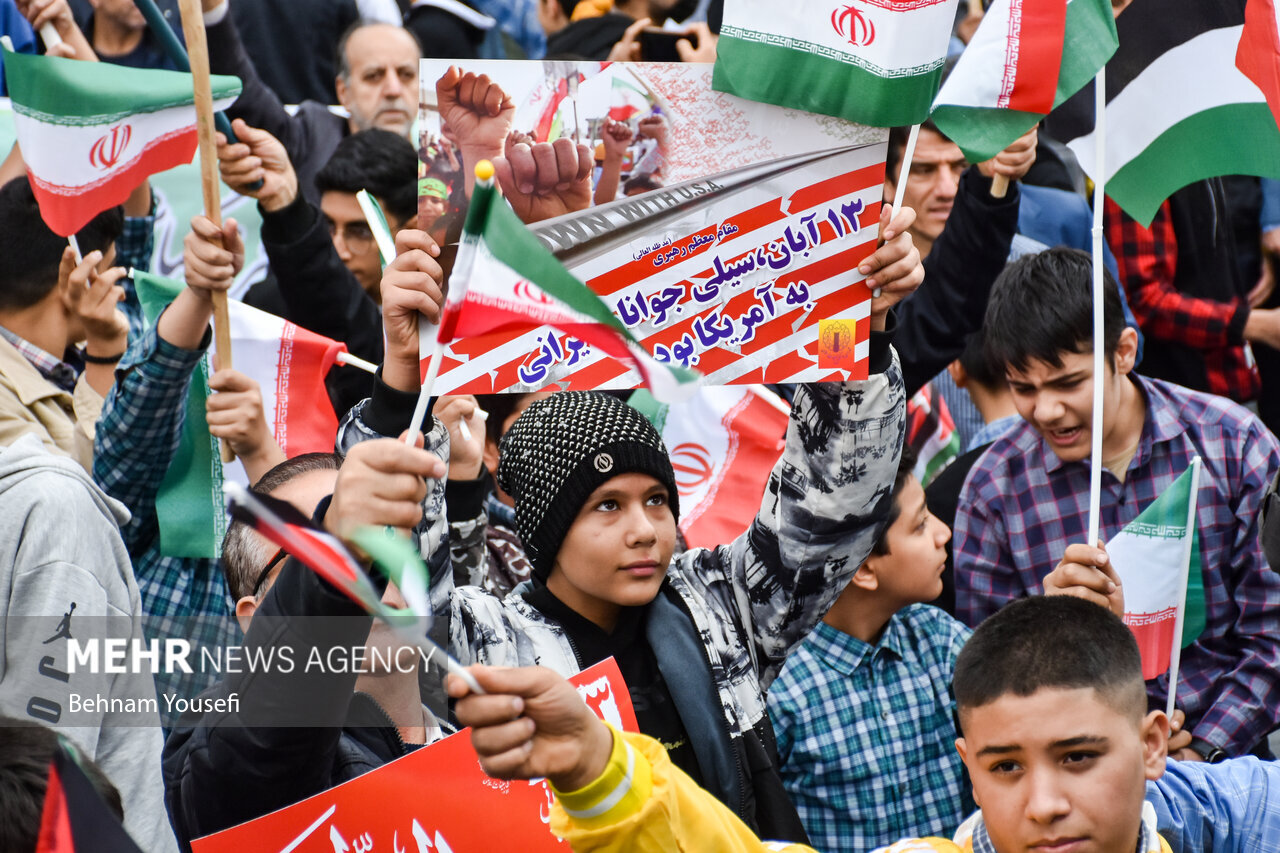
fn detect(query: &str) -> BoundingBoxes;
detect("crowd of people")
[2,0,1280,851]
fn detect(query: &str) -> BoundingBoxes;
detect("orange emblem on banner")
[818,318,859,372]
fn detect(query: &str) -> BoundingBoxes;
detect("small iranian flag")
[134,271,345,557]
[437,163,699,402]
[932,0,1117,163]
[629,385,789,549]
[1046,0,1280,225]
[1105,460,1206,681]
[712,0,960,126]
[0,46,240,236]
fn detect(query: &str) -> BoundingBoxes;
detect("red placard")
[193,659,636,853]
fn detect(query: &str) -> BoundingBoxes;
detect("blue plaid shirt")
[0,326,80,392]
[770,606,973,852]
[1148,756,1280,851]
[955,374,1280,755]
[115,195,157,343]
[93,323,238,709]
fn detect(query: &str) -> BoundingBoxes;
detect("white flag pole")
[881,123,922,299]
[1165,456,1202,719]
[1087,68,1107,546]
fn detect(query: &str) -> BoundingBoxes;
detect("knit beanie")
[497,391,680,581]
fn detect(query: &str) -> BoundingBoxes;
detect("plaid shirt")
[770,607,973,852]
[0,326,79,393]
[115,197,157,343]
[954,374,1280,755]
[93,324,238,708]
[1104,197,1259,401]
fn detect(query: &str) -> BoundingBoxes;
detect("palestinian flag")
[437,164,700,402]
[134,271,344,557]
[36,742,143,853]
[1105,460,1206,681]
[224,485,430,637]
[1046,0,1280,226]
[905,382,959,489]
[629,385,789,548]
[712,0,960,126]
[1237,0,1280,126]
[0,46,239,236]
[931,0,1117,163]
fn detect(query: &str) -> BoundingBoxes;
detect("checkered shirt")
[770,606,973,852]
[1104,197,1259,402]
[115,205,157,344]
[0,326,79,392]
[93,324,238,708]
[954,374,1280,755]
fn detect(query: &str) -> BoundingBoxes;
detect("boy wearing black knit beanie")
[335,205,923,841]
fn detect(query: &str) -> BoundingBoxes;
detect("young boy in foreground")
[769,445,973,850]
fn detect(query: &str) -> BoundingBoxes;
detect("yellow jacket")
[0,334,102,471]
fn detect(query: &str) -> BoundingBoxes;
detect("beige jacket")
[0,334,103,471]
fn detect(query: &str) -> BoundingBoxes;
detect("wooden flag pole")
[990,173,1009,198]
[177,0,236,464]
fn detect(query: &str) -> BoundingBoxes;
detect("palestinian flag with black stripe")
[36,743,142,853]
[1046,0,1280,226]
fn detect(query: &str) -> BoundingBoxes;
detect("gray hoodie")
[0,434,177,852]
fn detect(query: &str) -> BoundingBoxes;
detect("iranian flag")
[437,165,700,403]
[931,0,1117,163]
[712,0,960,126]
[1105,460,1206,681]
[629,385,789,548]
[0,46,240,236]
[1046,0,1280,225]
[134,271,345,558]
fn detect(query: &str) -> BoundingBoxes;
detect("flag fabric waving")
[36,742,144,853]
[712,0,960,126]
[436,165,700,402]
[0,47,239,236]
[1236,0,1280,128]
[629,385,789,548]
[1105,461,1206,681]
[133,271,344,558]
[1045,0,1280,226]
[931,0,1117,163]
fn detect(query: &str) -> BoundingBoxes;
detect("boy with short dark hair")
[769,445,973,851]
[954,247,1280,760]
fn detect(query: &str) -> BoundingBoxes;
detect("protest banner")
[418,60,887,395]
[192,658,638,853]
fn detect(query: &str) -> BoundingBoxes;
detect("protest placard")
[192,659,636,853]
[417,61,887,394]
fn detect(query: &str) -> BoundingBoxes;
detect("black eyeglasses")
[251,548,288,598]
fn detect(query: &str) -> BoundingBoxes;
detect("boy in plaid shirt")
[769,445,973,852]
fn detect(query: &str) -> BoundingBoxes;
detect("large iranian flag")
[712,0,959,126]
[629,385,789,548]
[1105,460,1206,681]
[135,272,345,558]
[932,0,1117,163]
[437,166,700,403]
[1045,0,1280,226]
[0,46,239,236]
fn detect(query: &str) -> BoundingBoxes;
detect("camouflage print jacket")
[337,335,905,837]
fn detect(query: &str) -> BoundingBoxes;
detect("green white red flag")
[712,0,960,126]
[437,170,700,403]
[1105,460,1206,681]
[932,0,1117,163]
[629,385,789,548]
[0,46,240,236]
[1046,0,1280,226]
[1236,0,1280,128]
[134,271,344,558]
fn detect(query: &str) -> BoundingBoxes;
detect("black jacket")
[897,168,1021,397]
[162,555,445,852]
[546,13,633,59]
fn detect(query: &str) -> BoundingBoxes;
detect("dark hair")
[954,596,1147,725]
[0,177,124,311]
[870,444,918,556]
[983,247,1127,376]
[887,119,948,186]
[0,718,123,852]
[221,453,342,600]
[315,129,419,227]
[556,0,582,16]
[623,174,664,195]
[334,20,422,82]
[958,330,1004,390]
[476,392,543,448]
